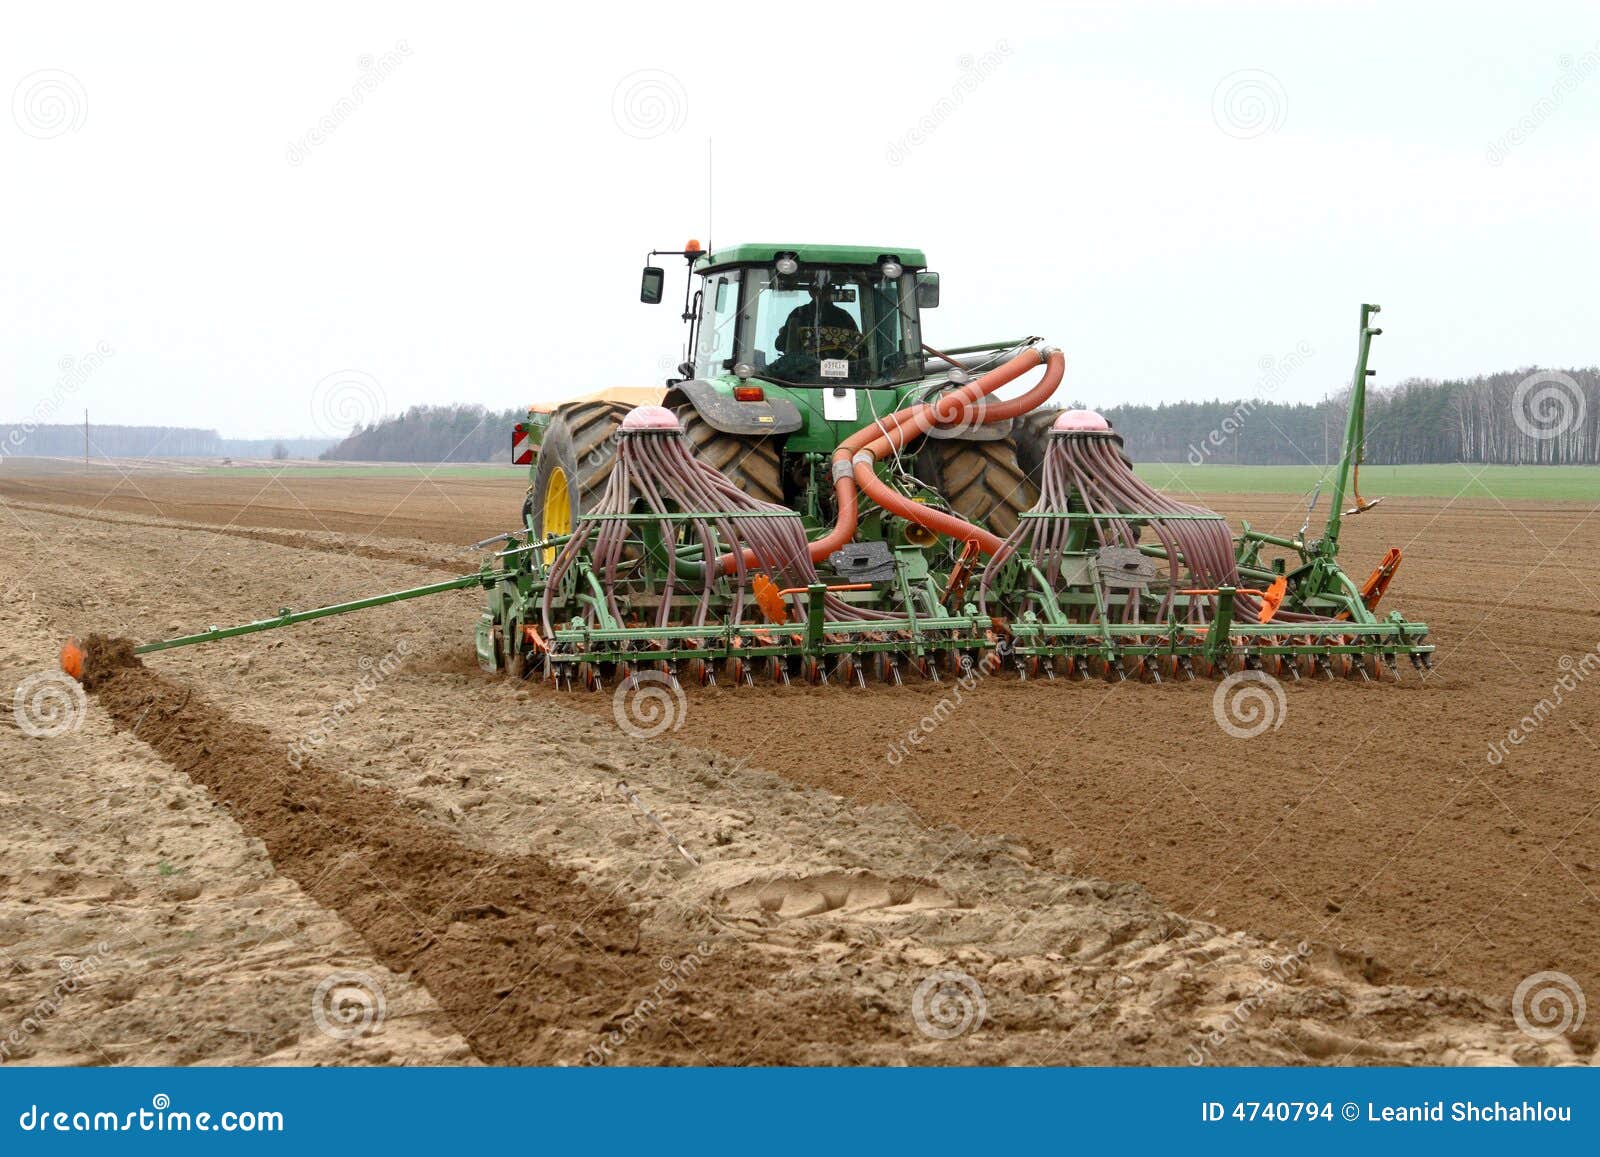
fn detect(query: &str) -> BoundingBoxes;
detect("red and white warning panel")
[512,423,534,465]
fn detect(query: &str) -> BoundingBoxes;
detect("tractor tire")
[1013,406,1135,491]
[529,400,631,541]
[1013,407,1061,490]
[917,436,1036,539]
[674,405,784,506]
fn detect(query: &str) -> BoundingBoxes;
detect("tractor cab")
[643,243,939,390]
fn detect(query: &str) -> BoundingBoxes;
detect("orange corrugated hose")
[850,347,1065,557]
[717,345,1064,573]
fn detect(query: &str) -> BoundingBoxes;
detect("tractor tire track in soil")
[75,638,868,1065]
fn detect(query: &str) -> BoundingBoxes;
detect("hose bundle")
[541,407,882,638]
[984,413,1326,627]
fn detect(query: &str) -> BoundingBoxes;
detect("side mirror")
[640,266,665,305]
[915,271,940,309]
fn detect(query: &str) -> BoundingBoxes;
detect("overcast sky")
[5,1,1597,439]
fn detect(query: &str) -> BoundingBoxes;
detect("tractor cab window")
[746,268,919,386]
[693,272,741,378]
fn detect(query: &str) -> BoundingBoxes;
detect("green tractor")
[520,243,1045,562]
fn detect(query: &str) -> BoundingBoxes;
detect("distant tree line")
[0,423,223,459]
[1096,367,1599,466]
[0,424,337,460]
[320,404,522,462]
[311,368,1600,466]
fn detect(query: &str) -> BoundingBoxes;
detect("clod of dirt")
[79,633,142,689]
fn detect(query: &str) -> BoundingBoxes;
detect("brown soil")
[73,647,867,1065]
[79,633,141,689]
[0,468,523,543]
[554,493,1600,1008]
[4,463,1596,1066]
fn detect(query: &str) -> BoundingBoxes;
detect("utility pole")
[84,409,89,470]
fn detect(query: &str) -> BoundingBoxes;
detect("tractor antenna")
[706,137,713,252]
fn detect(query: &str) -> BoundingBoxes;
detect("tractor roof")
[695,243,927,272]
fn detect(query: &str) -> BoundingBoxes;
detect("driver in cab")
[776,283,860,358]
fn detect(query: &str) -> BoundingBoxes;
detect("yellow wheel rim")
[542,466,571,564]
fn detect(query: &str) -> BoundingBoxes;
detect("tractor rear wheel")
[674,405,784,505]
[1014,406,1134,491]
[1013,408,1060,491]
[530,401,631,549]
[917,436,1036,539]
